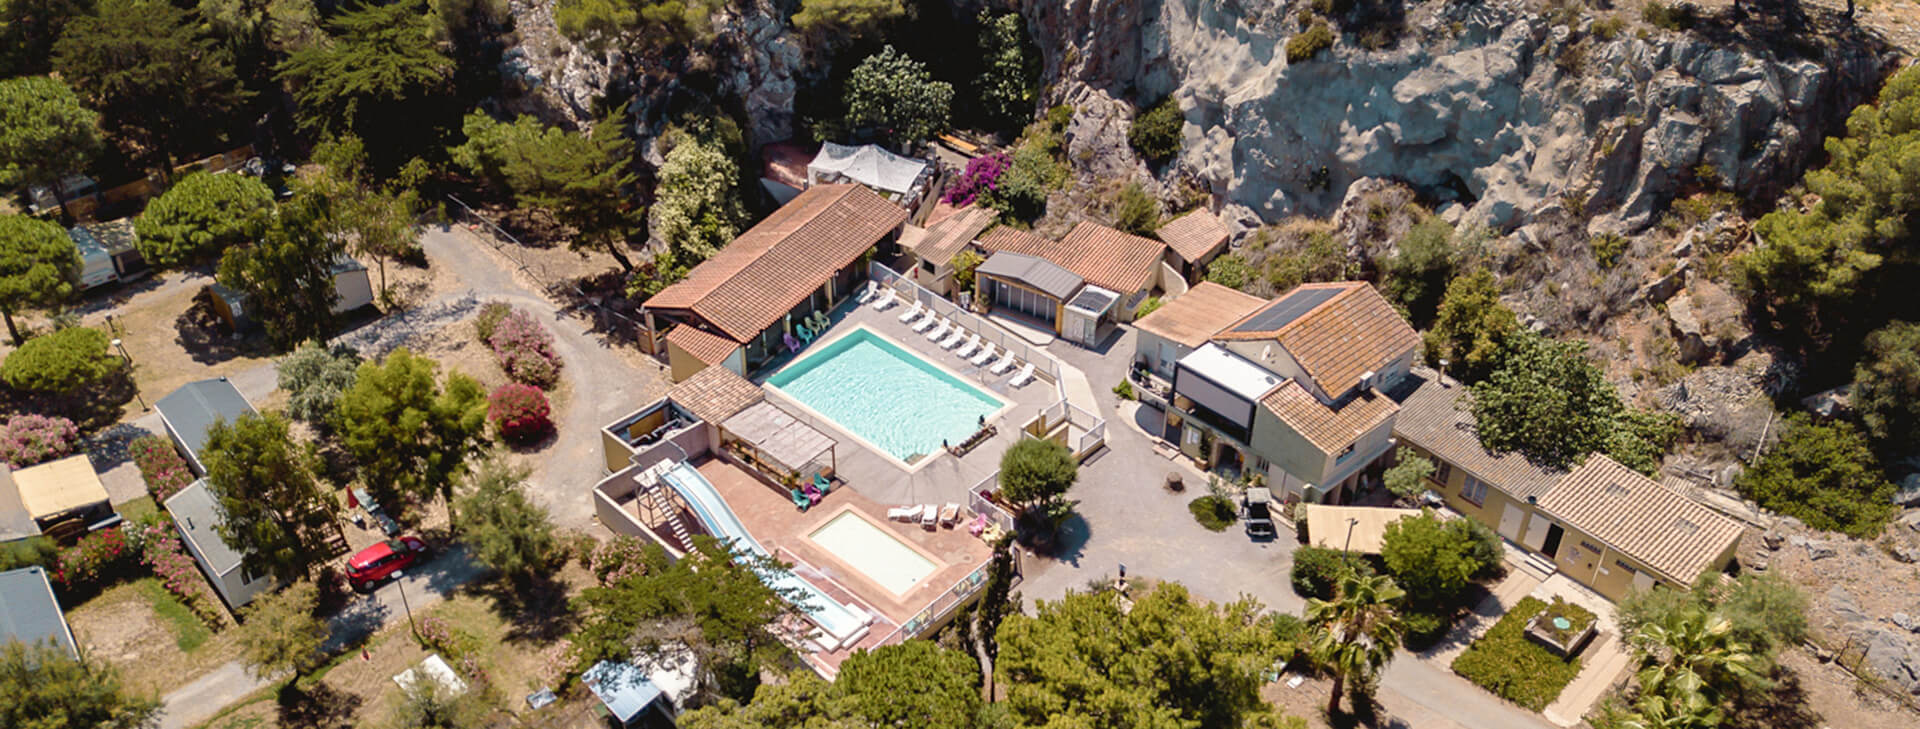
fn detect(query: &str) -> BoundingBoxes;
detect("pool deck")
[752,297,1063,510]
[692,458,993,630]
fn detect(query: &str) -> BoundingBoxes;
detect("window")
[1435,462,1454,486]
[1579,541,1602,554]
[1613,559,1638,575]
[1253,456,1269,472]
[920,260,936,275]
[1461,474,1488,506]
[1334,442,1357,463]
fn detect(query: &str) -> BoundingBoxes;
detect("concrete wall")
[1134,330,1186,378]
[1249,407,1330,492]
[331,267,374,313]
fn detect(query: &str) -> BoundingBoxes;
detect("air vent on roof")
[1603,483,1630,499]
[1359,370,1376,390]
[1675,518,1700,535]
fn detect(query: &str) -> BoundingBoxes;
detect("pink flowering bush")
[485,309,562,388]
[589,536,649,585]
[487,383,552,444]
[0,414,80,469]
[942,152,1011,207]
[130,435,194,502]
[129,520,224,627]
[51,528,135,590]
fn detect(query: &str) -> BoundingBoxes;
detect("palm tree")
[1618,688,1725,729]
[1630,610,1762,703]
[1306,571,1407,715]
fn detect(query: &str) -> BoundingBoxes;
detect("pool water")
[808,511,938,595]
[767,327,1004,462]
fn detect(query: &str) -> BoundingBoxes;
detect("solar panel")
[1232,286,1342,333]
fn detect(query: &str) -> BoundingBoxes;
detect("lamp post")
[392,569,418,639]
[1343,517,1360,552]
[110,337,148,411]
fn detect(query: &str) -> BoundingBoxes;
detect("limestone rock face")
[715,4,803,145]
[1028,0,1892,232]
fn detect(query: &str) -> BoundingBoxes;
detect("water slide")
[659,463,872,649]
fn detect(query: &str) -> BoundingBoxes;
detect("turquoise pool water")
[768,327,1004,462]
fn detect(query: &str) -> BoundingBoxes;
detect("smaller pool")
[808,511,938,595]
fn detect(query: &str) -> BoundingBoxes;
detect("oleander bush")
[473,302,512,343]
[1289,545,1374,599]
[487,383,552,444]
[589,535,651,585]
[0,414,79,468]
[128,518,224,628]
[1450,597,1583,710]
[486,309,562,388]
[50,528,137,592]
[130,435,194,502]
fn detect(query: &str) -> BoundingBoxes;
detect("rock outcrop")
[1029,0,1894,233]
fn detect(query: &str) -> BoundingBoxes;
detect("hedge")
[1450,597,1583,710]
[130,434,194,502]
[0,414,79,468]
[1289,546,1374,599]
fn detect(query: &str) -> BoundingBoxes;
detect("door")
[1164,421,1183,448]
[1541,524,1565,558]
[1080,316,1097,346]
[1498,503,1526,541]
[1523,515,1552,552]
[1157,342,1181,377]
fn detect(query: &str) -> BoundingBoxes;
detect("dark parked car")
[346,536,428,591]
[1243,486,1276,540]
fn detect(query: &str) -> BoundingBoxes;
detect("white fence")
[869,261,1064,388]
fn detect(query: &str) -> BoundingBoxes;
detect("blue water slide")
[659,463,871,645]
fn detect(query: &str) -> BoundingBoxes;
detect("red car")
[346,536,429,591]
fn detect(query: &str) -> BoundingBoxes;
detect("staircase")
[1517,551,1559,581]
[636,468,693,550]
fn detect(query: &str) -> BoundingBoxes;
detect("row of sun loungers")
[888,297,1039,388]
[887,503,962,528]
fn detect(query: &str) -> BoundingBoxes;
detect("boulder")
[1827,586,1872,627]
[1894,613,1919,633]
[1800,537,1836,561]
[1761,527,1786,551]
[1860,629,1920,694]
[1666,292,1710,362]
[1894,546,1920,565]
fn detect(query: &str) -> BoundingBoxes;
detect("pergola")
[722,402,838,480]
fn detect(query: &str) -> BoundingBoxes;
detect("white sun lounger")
[991,352,1018,375]
[854,281,876,304]
[955,335,983,359]
[887,505,923,522]
[912,312,939,333]
[899,301,926,324]
[926,318,951,341]
[919,505,939,528]
[869,287,898,310]
[1010,362,1036,387]
[940,327,968,349]
[971,343,997,366]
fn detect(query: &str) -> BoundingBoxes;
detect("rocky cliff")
[1031,0,1895,234]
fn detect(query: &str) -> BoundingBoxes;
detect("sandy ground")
[66,581,244,698]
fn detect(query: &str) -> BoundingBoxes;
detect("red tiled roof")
[1157,209,1231,263]
[1218,282,1419,397]
[666,324,739,366]
[1133,282,1266,349]
[1259,380,1400,456]
[911,206,997,266]
[978,222,1166,293]
[645,185,907,342]
[668,365,763,424]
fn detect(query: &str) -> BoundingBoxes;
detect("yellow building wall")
[666,339,710,383]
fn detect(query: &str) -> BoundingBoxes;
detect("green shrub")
[1402,610,1453,650]
[1112,380,1136,400]
[1289,546,1373,599]
[1,327,122,393]
[1206,254,1252,290]
[1127,97,1183,164]
[1134,296,1163,319]
[1588,232,1628,268]
[1641,1,1695,31]
[1451,597,1583,710]
[473,301,512,343]
[1733,415,1894,538]
[1188,495,1236,531]
[1591,14,1625,40]
[1113,181,1161,235]
[1046,104,1074,131]
[1286,20,1334,64]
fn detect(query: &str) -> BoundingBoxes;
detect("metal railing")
[1019,399,1108,455]
[444,194,654,350]
[868,561,995,647]
[968,473,1017,532]
[869,261,1065,390]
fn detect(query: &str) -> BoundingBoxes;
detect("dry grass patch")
[67,578,243,697]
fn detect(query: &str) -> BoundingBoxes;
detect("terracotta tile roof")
[1259,380,1399,456]
[911,206,997,266]
[666,325,739,366]
[1157,209,1231,263]
[1134,282,1266,349]
[980,222,1166,294]
[645,185,908,342]
[760,142,813,190]
[1218,282,1419,397]
[1536,455,1748,584]
[1391,372,1564,502]
[668,366,764,425]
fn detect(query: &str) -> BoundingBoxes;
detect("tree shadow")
[276,681,362,729]
[3,370,142,431]
[1025,512,1091,567]
[81,422,151,472]
[1726,665,1824,729]
[549,269,648,349]
[174,288,276,365]
[467,573,581,644]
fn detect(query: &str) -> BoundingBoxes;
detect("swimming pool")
[808,510,938,595]
[767,326,1006,463]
